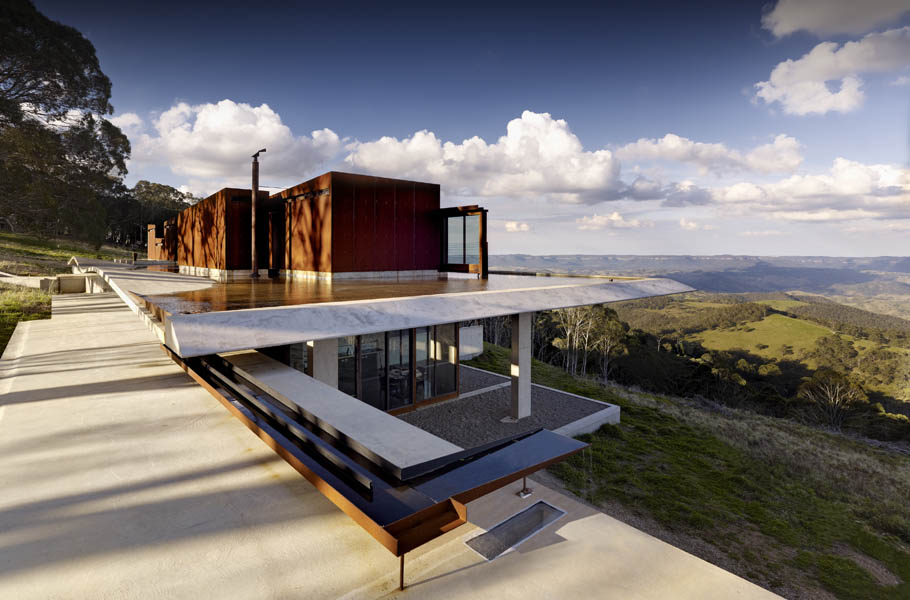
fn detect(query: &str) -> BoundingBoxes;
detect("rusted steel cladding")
[277,173,333,273]
[224,190,273,270]
[176,192,226,269]
[330,172,441,273]
[285,195,332,272]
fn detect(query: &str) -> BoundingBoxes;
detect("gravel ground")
[459,365,509,393]
[399,381,605,448]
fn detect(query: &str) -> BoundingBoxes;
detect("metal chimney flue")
[250,149,266,278]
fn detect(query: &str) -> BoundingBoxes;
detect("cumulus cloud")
[770,208,883,221]
[616,133,803,174]
[714,157,909,221]
[740,230,785,237]
[762,0,910,37]
[891,75,910,85]
[662,181,714,207]
[504,221,530,232]
[131,100,341,191]
[345,110,623,203]
[576,212,651,230]
[679,218,713,231]
[109,112,143,135]
[754,27,910,115]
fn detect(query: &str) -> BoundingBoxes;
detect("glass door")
[387,329,411,410]
[359,332,386,410]
[414,327,433,402]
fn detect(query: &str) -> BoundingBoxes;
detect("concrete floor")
[0,293,780,599]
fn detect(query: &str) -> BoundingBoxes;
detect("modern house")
[149,172,488,282]
[131,171,692,582]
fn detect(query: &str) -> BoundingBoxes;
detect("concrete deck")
[0,293,780,599]
[222,350,462,472]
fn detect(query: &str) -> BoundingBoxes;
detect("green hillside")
[0,232,131,276]
[693,313,832,361]
[466,343,910,600]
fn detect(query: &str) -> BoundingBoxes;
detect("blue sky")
[36,0,910,256]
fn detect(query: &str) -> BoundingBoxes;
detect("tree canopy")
[0,1,113,125]
[0,0,138,248]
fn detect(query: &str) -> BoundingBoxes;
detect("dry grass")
[0,282,51,355]
[0,232,132,276]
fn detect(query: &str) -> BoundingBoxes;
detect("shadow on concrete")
[0,372,196,405]
[0,458,343,579]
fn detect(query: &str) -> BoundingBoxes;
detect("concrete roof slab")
[166,277,692,357]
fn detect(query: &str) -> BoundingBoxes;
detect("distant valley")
[491,254,910,320]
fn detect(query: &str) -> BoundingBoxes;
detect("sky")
[35,0,910,256]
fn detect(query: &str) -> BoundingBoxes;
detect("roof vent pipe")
[251,149,266,278]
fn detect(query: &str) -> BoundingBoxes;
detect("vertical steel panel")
[332,176,355,272]
[413,182,440,271]
[394,181,415,271]
[354,177,376,271]
[375,181,396,271]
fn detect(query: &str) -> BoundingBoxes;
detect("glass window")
[338,336,357,398]
[433,323,457,397]
[447,216,464,263]
[387,329,411,409]
[359,333,386,410]
[415,327,432,402]
[464,215,480,264]
[289,342,307,374]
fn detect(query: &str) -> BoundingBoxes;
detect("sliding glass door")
[359,332,386,410]
[331,325,458,411]
[387,329,411,410]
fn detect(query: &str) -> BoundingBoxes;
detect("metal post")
[518,475,533,498]
[251,149,266,278]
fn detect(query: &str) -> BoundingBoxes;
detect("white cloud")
[891,75,910,85]
[770,208,882,221]
[616,133,803,174]
[740,230,785,237]
[679,218,713,231]
[109,112,143,134]
[754,27,910,115]
[762,0,910,37]
[504,221,530,232]
[131,100,341,192]
[842,221,910,232]
[714,157,910,221]
[345,110,623,203]
[663,181,714,207]
[577,212,651,230]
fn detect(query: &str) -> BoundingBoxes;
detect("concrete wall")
[459,325,484,360]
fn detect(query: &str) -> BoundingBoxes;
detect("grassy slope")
[0,232,131,276]
[466,343,910,600]
[0,283,50,355]
[679,299,909,399]
[0,233,130,354]
[693,313,832,361]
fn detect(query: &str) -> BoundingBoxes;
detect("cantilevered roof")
[157,275,692,357]
[69,261,693,358]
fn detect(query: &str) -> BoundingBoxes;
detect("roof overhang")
[164,277,693,357]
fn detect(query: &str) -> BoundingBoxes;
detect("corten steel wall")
[223,189,273,270]
[147,224,161,260]
[147,219,178,261]
[330,172,441,273]
[274,173,333,273]
[177,191,225,269]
